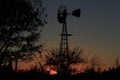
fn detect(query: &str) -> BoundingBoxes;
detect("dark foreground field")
[0,66,119,80]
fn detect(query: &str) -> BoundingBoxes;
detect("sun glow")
[50,70,57,75]
[45,66,57,75]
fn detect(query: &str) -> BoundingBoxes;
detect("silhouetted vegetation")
[45,48,84,75]
[0,0,46,72]
[0,65,119,80]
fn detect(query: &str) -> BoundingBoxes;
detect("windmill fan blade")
[72,9,81,17]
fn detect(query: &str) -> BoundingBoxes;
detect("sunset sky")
[41,0,120,67]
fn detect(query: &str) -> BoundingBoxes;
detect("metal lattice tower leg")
[60,22,72,54]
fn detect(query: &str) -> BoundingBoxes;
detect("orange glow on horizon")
[50,70,57,75]
[45,66,57,75]
[17,59,109,73]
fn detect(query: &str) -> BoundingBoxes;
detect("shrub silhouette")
[45,47,84,77]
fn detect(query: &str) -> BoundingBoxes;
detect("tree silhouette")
[90,55,101,69]
[0,0,47,72]
[45,48,84,76]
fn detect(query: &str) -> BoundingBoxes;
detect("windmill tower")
[57,6,81,55]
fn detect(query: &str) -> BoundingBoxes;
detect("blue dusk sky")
[41,0,120,66]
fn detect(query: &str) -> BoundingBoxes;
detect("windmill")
[57,6,81,55]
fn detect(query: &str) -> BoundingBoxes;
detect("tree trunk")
[15,59,18,72]
[8,57,13,72]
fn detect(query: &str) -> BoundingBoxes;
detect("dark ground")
[0,66,120,80]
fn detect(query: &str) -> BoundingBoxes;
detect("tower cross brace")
[59,22,72,54]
